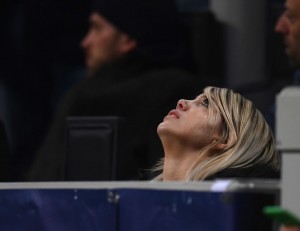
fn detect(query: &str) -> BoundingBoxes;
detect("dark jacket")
[28,54,201,181]
[206,164,280,180]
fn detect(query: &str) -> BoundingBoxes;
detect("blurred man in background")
[28,0,200,181]
[275,0,300,69]
[275,0,300,230]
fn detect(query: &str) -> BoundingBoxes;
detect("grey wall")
[210,0,267,88]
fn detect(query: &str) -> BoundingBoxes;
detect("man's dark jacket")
[28,54,201,181]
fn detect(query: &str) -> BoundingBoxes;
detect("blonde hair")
[154,86,280,181]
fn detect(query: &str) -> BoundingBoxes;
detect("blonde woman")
[154,86,280,181]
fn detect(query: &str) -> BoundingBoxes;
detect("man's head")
[81,0,183,76]
[81,12,137,76]
[275,0,300,67]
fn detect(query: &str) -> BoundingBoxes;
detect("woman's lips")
[167,109,180,119]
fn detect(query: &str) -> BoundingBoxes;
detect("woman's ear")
[212,138,227,150]
[214,142,227,150]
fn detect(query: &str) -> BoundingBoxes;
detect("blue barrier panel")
[0,182,277,231]
[118,189,274,231]
[0,189,116,231]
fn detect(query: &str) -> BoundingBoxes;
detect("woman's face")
[157,94,223,149]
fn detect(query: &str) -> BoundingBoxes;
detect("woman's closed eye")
[201,98,209,107]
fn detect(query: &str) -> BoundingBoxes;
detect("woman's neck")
[159,136,209,181]
[162,148,204,181]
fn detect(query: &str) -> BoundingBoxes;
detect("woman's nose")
[176,99,188,111]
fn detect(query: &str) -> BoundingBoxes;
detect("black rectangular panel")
[64,117,131,181]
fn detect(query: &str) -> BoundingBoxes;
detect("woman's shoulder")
[206,164,280,180]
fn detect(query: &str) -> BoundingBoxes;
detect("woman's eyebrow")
[194,94,206,101]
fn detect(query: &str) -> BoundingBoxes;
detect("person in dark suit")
[27,0,201,181]
[275,0,300,230]
[152,86,279,181]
